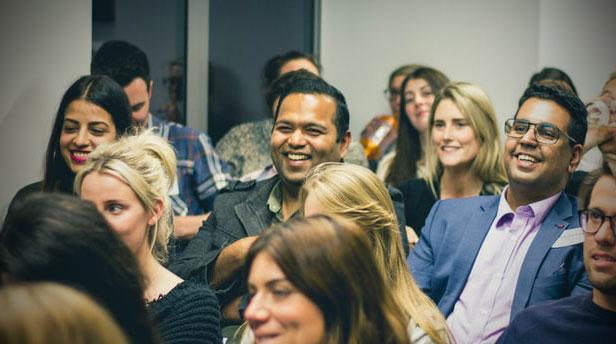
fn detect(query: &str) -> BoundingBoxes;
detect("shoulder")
[434,195,497,213]
[398,178,430,194]
[214,177,277,205]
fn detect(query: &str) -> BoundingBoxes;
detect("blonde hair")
[75,129,177,263]
[0,282,128,344]
[301,163,449,343]
[425,81,507,196]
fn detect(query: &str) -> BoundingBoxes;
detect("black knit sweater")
[148,280,222,343]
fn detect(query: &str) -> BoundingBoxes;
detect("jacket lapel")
[511,193,573,316]
[235,178,277,236]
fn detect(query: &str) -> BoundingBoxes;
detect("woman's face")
[80,171,156,256]
[431,99,480,170]
[59,99,117,174]
[403,78,435,134]
[245,252,325,344]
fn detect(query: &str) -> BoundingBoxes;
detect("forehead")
[81,171,130,196]
[390,74,406,89]
[249,252,286,283]
[602,78,616,97]
[279,58,319,76]
[405,78,430,92]
[516,97,571,130]
[123,78,149,101]
[65,99,113,123]
[434,98,464,119]
[276,93,337,127]
[589,175,616,210]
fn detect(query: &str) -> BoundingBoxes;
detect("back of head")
[529,67,578,96]
[517,83,588,146]
[245,215,409,344]
[0,193,158,344]
[91,40,151,88]
[0,282,128,344]
[274,75,349,141]
[262,50,321,90]
[44,74,132,192]
[426,81,506,189]
[74,130,177,263]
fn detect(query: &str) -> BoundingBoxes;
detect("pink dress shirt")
[447,188,562,344]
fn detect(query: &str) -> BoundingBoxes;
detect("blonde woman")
[399,82,507,234]
[0,282,128,344]
[301,162,450,344]
[75,131,222,343]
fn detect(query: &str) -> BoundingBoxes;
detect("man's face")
[271,93,350,187]
[583,175,616,294]
[504,97,582,197]
[123,78,151,126]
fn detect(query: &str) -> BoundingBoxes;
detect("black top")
[398,178,503,236]
[497,293,616,344]
[148,280,222,344]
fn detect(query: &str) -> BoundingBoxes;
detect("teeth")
[517,154,538,163]
[72,151,89,157]
[287,153,309,161]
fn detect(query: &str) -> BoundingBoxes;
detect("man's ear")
[339,131,352,159]
[568,143,584,173]
[148,80,154,99]
[148,199,164,226]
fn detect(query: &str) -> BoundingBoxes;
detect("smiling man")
[408,83,592,343]
[170,72,351,323]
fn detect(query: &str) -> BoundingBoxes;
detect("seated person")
[301,162,450,343]
[378,67,450,185]
[408,83,592,343]
[360,64,421,164]
[0,193,159,344]
[498,162,616,343]
[5,74,132,223]
[170,74,410,324]
[75,131,222,343]
[215,50,367,179]
[398,82,507,234]
[0,282,129,344]
[242,215,413,343]
[91,40,232,237]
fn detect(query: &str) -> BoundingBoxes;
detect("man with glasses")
[499,163,616,343]
[408,83,592,343]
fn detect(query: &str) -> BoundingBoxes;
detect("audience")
[408,83,592,343]
[0,193,159,344]
[242,215,411,343]
[5,74,132,223]
[0,282,129,344]
[379,67,450,185]
[75,131,222,343]
[399,82,507,234]
[360,64,422,163]
[498,162,616,343]
[301,162,450,343]
[91,40,232,238]
[170,73,360,324]
[215,50,367,180]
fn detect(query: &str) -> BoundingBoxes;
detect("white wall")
[0,0,91,220]
[320,0,616,138]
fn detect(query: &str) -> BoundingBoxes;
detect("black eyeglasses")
[504,118,577,145]
[580,209,616,235]
[383,88,401,100]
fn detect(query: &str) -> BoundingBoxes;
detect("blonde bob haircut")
[0,282,128,344]
[301,162,449,343]
[425,81,507,195]
[75,129,176,263]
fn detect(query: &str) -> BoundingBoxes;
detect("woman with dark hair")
[378,67,450,186]
[5,74,132,220]
[0,193,159,344]
[241,215,411,344]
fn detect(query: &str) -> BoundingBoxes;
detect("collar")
[495,186,562,229]
[267,179,284,222]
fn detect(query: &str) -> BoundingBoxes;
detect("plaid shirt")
[149,114,232,215]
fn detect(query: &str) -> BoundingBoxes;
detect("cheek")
[59,132,72,149]
[92,133,117,149]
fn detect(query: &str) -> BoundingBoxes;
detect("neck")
[593,289,616,312]
[281,183,301,221]
[439,167,483,199]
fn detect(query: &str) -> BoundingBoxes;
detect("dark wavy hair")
[516,83,587,146]
[0,193,159,344]
[528,67,578,96]
[386,67,449,186]
[91,40,151,90]
[43,75,132,193]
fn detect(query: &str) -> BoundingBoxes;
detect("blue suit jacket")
[408,193,591,319]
